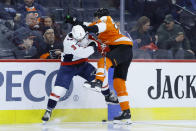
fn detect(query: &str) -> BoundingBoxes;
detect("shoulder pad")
[100,16,108,22]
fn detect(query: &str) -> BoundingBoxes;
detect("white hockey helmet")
[71,25,86,40]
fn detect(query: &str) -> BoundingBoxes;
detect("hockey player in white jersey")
[41,25,118,123]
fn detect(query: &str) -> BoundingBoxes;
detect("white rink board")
[0,61,196,110]
[0,62,106,110]
[127,62,196,108]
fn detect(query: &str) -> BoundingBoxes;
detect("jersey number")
[71,45,77,50]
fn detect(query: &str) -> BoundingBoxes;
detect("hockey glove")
[88,42,97,52]
[49,50,58,59]
[65,15,84,26]
[65,15,75,24]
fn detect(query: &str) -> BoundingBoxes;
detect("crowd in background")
[0,0,195,59]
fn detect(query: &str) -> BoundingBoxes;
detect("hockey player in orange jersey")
[66,8,133,124]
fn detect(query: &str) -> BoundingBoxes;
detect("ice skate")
[83,79,102,92]
[42,109,52,123]
[105,91,119,105]
[113,109,132,124]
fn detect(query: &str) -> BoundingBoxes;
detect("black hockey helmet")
[94,8,109,18]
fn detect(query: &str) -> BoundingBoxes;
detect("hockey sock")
[113,78,130,111]
[101,88,110,96]
[46,86,67,111]
[96,57,113,82]
[101,83,110,96]
[47,98,57,110]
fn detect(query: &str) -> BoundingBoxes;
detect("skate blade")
[42,121,47,125]
[42,119,49,125]
[113,119,132,125]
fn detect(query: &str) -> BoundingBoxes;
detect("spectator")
[12,27,40,58]
[157,14,195,58]
[18,12,43,39]
[40,16,66,42]
[0,0,17,20]
[17,0,46,21]
[43,16,52,27]
[143,0,173,33]
[13,11,48,57]
[25,13,39,29]
[130,16,157,49]
[39,28,63,59]
[0,3,13,20]
[0,0,23,30]
[0,20,15,50]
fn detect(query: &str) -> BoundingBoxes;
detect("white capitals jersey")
[61,33,95,64]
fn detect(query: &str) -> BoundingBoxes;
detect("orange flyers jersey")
[88,16,133,46]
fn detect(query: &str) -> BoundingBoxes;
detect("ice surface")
[0,121,195,131]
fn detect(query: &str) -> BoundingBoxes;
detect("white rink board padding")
[126,60,196,121]
[0,60,107,124]
[0,59,196,124]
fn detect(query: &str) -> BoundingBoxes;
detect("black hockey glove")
[88,42,97,52]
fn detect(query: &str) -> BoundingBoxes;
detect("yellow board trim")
[0,108,107,124]
[0,107,196,124]
[131,107,196,121]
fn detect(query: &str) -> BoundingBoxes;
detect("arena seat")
[133,49,152,59]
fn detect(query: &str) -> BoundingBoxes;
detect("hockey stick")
[104,56,106,78]
[66,0,71,18]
